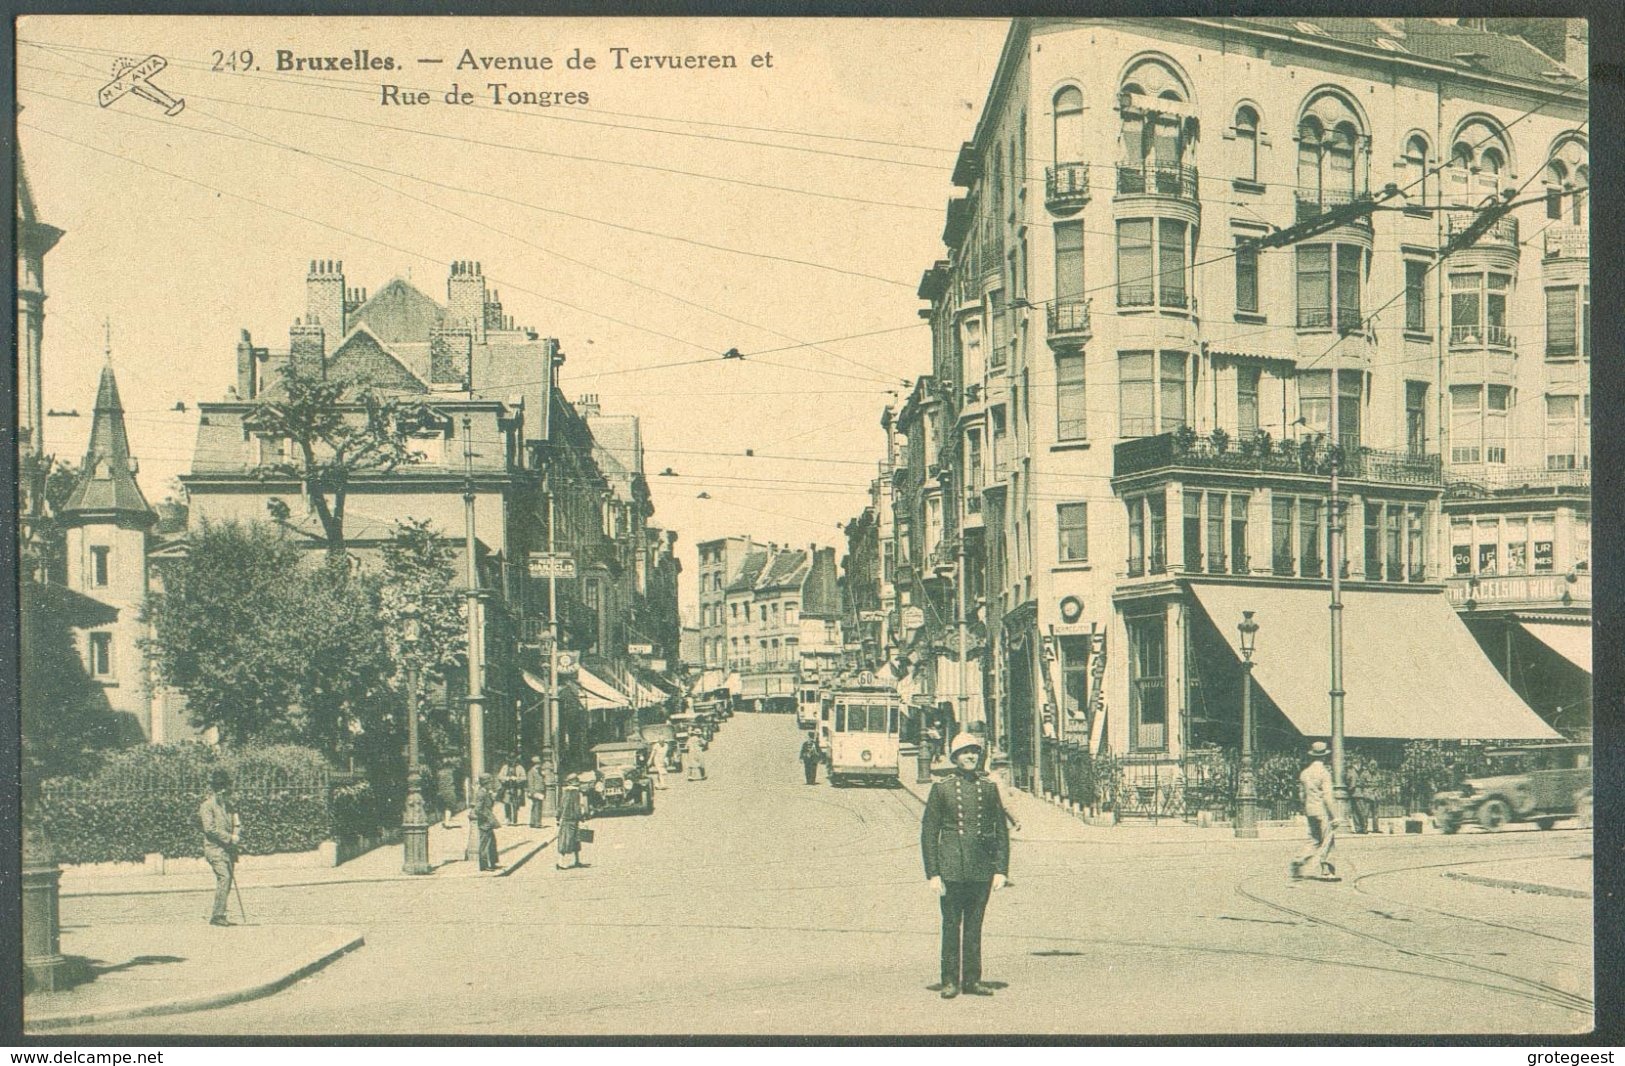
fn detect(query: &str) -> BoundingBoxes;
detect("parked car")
[587,741,656,815]
[1431,743,1592,833]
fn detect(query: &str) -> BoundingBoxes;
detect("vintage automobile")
[1431,743,1592,833]
[587,740,656,815]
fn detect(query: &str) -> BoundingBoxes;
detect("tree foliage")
[377,519,469,772]
[247,360,421,554]
[143,520,389,751]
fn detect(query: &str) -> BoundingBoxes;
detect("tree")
[377,519,468,794]
[248,361,421,556]
[143,520,389,750]
[19,456,81,584]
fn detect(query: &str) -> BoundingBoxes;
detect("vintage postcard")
[13,14,1593,1038]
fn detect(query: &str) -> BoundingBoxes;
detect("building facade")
[905,17,1581,791]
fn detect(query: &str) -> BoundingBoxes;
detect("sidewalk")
[1446,853,1593,899]
[25,922,363,1031]
[59,819,557,898]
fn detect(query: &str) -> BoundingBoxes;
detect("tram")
[796,683,821,730]
[826,679,903,787]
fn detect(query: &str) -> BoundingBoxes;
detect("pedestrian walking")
[475,773,502,872]
[646,741,668,790]
[1351,758,1379,834]
[1292,741,1339,880]
[199,769,240,927]
[498,756,525,825]
[436,758,460,829]
[800,735,821,785]
[920,733,1009,999]
[686,731,707,781]
[556,773,591,870]
[526,755,547,828]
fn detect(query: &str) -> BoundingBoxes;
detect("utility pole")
[1329,319,1348,825]
[956,532,970,735]
[463,415,486,862]
[546,476,562,820]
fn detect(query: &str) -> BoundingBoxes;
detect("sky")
[17,16,1011,619]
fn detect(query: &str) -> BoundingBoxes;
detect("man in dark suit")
[921,732,1009,999]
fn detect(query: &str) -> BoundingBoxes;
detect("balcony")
[1295,306,1366,333]
[1293,189,1375,230]
[1449,324,1517,351]
[1118,287,1193,312]
[1045,163,1090,212]
[1544,225,1588,261]
[1444,210,1519,251]
[1115,162,1199,202]
[1444,465,1590,500]
[1445,571,1590,609]
[1114,432,1443,488]
[1047,297,1092,342]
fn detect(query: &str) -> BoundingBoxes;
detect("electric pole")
[547,476,561,820]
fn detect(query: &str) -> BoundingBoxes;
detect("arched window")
[1405,135,1431,206]
[1235,106,1259,182]
[1476,147,1504,202]
[1297,118,1324,200]
[1054,86,1083,164]
[1449,142,1474,205]
[1545,160,1568,220]
[1572,165,1589,226]
[1119,58,1192,174]
[1329,122,1358,198]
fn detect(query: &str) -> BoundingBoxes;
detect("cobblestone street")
[54,716,1592,1036]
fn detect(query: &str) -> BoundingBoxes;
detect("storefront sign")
[1534,541,1555,571]
[527,552,577,579]
[628,642,654,656]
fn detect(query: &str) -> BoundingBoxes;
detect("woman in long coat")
[686,732,707,781]
[555,773,590,869]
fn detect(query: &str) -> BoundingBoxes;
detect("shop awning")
[1189,583,1559,741]
[697,669,726,692]
[724,672,742,695]
[1521,621,1592,674]
[576,666,632,711]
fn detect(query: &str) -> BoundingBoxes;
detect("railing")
[1544,225,1589,261]
[1294,189,1375,229]
[1445,571,1590,607]
[1045,163,1091,211]
[1297,306,1366,332]
[1444,465,1591,498]
[1449,324,1517,350]
[1115,162,1199,201]
[1445,210,1520,249]
[1047,297,1092,339]
[1114,431,1444,486]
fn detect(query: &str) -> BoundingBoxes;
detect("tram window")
[889,708,899,734]
[836,707,846,731]
[868,706,888,732]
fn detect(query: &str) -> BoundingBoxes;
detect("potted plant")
[1210,427,1231,454]
[1172,423,1199,455]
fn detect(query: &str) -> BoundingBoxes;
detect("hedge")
[37,743,388,865]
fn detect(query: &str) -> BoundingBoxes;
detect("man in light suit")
[199,769,239,927]
[921,733,1010,999]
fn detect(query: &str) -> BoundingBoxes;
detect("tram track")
[1348,853,1590,948]
[1234,857,1592,1017]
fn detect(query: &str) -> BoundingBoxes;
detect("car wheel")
[1477,798,1511,831]
[642,789,655,815]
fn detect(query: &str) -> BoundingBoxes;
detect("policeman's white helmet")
[949,732,984,758]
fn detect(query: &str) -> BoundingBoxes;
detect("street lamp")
[400,611,432,875]
[1235,610,1260,839]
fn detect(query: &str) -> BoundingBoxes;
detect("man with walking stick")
[199,769,240,927]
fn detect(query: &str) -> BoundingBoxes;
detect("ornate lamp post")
[1235,610,1260,839]
[400,610,432,875]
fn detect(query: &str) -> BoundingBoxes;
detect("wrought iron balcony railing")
[1445,210,1520,250]
[1543,225,1588,261]
[1297,306,1366,332]
[1045,163,1091,212]
[1047,297,1092,340]
[1114,431,1444,487]
[1115,162,1199,202]
[1449,324,1517,350]
[1294,189,1375,229]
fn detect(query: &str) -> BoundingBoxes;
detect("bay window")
[1449,272,1511,348]
[1297,244,1364,330]
[1117,219,1189,309]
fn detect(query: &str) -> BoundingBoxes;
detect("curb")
[61,833,558,898]
[1444,871,1592,899]
[26,929,365,1031]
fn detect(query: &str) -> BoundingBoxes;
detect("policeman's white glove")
[928,875,946,897]
[992,873,1007,891]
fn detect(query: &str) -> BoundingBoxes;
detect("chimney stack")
[447,260,489,344]
[289,317,327,380]
[306,258,347,338]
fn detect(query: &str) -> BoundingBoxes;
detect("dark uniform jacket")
[921,770,1010,882]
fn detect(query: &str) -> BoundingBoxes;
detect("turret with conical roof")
[60,361,156,528]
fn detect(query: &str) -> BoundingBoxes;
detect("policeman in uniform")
[920,732,1010,999]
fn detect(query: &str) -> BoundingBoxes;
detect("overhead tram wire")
[18,121,910,395]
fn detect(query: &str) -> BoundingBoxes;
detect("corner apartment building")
[907,17,1582,790]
